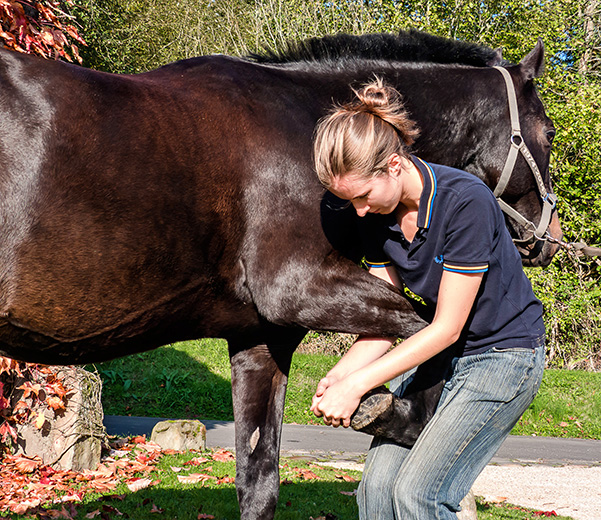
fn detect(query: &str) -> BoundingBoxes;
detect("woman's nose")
[352,200,369,217]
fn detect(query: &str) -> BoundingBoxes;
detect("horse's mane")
[249,29,504,68]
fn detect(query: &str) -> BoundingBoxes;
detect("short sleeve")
[357,214,392,268]
[442,185,499,274]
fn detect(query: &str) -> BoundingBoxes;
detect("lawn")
[1,438,573,520]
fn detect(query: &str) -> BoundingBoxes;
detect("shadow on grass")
[69,480,359,520]
[89,339,234,420]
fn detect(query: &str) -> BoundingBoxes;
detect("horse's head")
[484,41,562,267]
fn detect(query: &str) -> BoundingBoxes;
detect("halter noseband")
[492,66,557,246]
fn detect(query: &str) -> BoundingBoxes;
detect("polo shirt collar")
[411,155,437,230]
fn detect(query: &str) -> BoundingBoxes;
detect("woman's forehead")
[330,173,374,200]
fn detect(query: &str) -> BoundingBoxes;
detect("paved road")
[103,415,601,466]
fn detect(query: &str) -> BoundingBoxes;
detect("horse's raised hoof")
[350,385,394,432]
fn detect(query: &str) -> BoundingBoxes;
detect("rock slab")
[150,419,207,451]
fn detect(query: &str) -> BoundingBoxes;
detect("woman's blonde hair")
[313,77,420,189]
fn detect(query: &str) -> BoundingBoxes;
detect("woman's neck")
[396,159,423,212]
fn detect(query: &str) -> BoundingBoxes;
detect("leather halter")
[492,66,557,246]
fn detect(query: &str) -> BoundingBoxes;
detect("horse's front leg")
[228,330,302,520]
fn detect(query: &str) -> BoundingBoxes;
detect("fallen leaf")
[150,503,164,514]
[46,395,66,411]
[335,473,356,482]
[296,468,319,480]
[211,449,235,462]
[14,455,42,473]
[177,473,217,484]
[36,411,47,429]
[197,515,215,519]
[85,511,101,519]
[184,457,210,466]
[101,504,123,516]
[126,477,154,492]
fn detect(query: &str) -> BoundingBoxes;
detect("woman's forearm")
[326,335,396,381]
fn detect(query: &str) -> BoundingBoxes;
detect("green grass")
[514,369,601,439]
[3,450,574,520]
[90,339,601,440]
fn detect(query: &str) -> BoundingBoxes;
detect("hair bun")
[354,78,400,113]
[346,77,419,146]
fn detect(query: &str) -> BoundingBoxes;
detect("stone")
[150,419,206,451]
[457,489,478,520]
[16,366,105,471]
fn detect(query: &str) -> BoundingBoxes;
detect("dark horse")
[0,30,560,518]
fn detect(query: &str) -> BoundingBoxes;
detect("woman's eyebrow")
[351,191,369,201]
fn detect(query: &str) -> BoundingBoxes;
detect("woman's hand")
[310,376,363,428]
[312,375,333,405]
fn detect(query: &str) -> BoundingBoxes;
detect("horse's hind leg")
[228,327,304,520]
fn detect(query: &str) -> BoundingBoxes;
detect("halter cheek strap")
[492,66,557,244]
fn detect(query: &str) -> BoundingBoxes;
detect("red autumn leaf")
[197,515,215,519]
[295,468,319,480]
[211,449,235,462]
[9,498,42,514]
[46,395,66,411]
[0,421,17,443]
[64,25,86,45]
[86,477,118,493]
[335,473,357,482]
[14,454,42,473]
[150,503,164,514]
[184,457,210,466]
[216,476,235,485]
[17,381,43,399]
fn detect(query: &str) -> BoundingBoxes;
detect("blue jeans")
[357,344,545,520]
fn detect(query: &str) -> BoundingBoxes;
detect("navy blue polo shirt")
[360,156,544,355]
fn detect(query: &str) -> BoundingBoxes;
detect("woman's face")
[329,156,403,217]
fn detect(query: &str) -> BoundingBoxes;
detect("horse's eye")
[545,128,556,144]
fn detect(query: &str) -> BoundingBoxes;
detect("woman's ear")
[387,153,404,178]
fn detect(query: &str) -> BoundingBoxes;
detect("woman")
[310,78,545,519]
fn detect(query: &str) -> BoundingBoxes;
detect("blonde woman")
[310,79,545,519]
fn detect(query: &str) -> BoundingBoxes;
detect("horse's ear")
[486,48,503,67]
[519,38,545,80]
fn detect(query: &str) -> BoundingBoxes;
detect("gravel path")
[320,460,601,520]
[472,463,601,520]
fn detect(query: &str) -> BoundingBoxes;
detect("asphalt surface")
[104,416,601,520]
